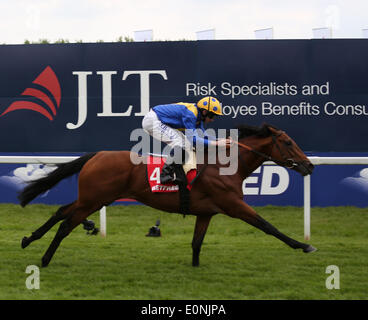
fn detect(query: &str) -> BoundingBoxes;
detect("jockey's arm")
[185,128,233,148]
[185,128,211,147]
[196,122,233,147]
[182,110,232,148]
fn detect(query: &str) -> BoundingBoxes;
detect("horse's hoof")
[21,237,30,249]
[41,257,50,268]
[303,245,317,253]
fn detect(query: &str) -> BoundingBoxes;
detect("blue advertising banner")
[0,40,368,207]
[242,160,368,207]
[0,40,367,152]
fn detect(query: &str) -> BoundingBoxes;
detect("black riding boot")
[160,147,188,184]
[160,162,187,184]
[160,162,176,184]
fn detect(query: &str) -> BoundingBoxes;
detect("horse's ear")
[263,123,279,136]
[259,123,273,137]
[267,126,278,134]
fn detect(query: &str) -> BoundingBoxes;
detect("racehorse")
[18,123,316,267]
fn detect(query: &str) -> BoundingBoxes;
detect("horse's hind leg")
[227,201,316,253]
[41,203,100,267]
[21,203,74,249]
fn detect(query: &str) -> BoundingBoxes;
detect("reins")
[235,140,273,162]
[234,133,298,169]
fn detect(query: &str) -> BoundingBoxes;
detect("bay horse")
[19,124,316,267]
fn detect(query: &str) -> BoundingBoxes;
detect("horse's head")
[237,124,314,176]
[266,126,314,176]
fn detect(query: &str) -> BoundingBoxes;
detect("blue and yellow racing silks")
[152,102,215,146]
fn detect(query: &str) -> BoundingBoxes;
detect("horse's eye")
[285,140,292,146]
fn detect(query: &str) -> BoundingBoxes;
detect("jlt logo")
[242,166,289,195]
[0,66,168,129]
[68,70,167,129]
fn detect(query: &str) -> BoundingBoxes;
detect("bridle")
[235,131,299,169]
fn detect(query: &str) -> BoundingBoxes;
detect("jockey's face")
[201,110,216,123]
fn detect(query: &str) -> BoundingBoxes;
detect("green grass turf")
[0,204,367,300]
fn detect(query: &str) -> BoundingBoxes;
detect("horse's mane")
[236,123,279,139]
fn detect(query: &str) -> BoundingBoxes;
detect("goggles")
[207,112,217,119]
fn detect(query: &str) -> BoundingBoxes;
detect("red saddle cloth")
[146,155,196,192]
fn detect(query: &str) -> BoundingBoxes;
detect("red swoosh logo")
[0,66,61,121]
[1,101,53,120]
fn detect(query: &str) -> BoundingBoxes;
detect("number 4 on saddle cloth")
[146,155,197,192]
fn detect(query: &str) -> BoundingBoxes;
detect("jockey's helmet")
[197,96,223,116]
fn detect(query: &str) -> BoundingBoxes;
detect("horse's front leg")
[191,214,213,267]
[224,200,316,253]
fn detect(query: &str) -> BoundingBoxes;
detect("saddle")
[146,155,197,216]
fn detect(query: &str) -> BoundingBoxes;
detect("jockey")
[142,96,232,184]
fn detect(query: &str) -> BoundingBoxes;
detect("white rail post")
[100,206,106,237]
[304,175,311,240]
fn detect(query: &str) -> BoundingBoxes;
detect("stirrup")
[160,164,187,185]
[172,165,187,185]
[160,163,176,184]
[160,172,176,184]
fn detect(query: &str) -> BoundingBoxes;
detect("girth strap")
[174,165,190,217]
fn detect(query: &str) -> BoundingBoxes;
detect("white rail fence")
[1,155,368,239]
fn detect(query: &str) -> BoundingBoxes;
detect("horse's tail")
[18,152,98,207]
